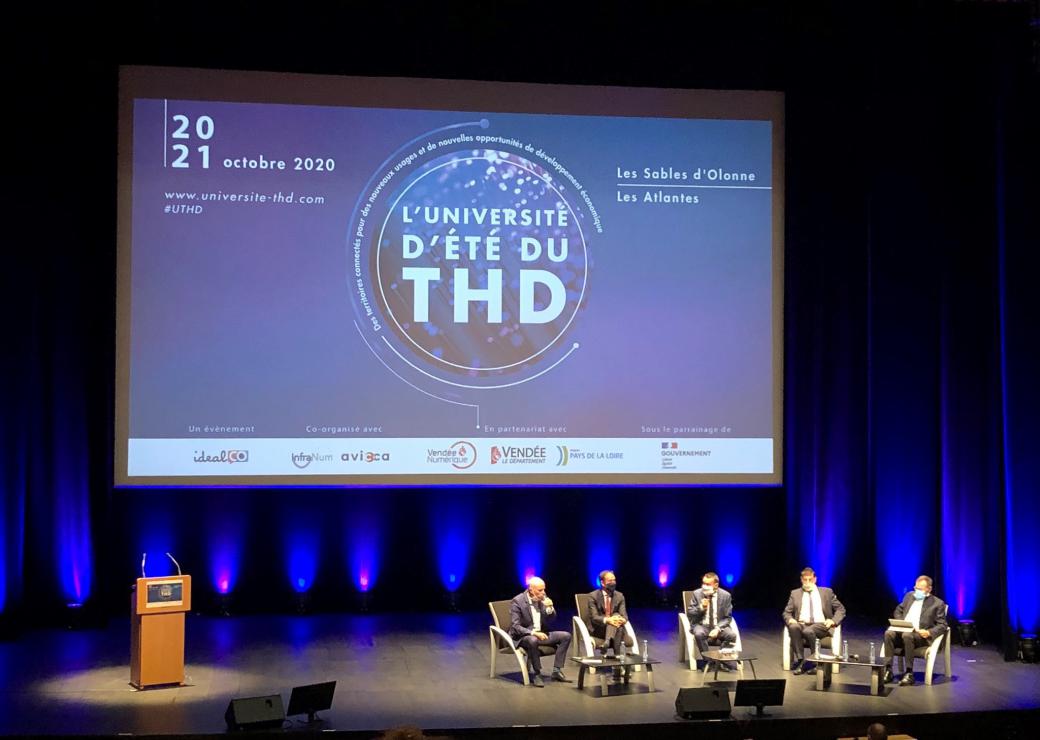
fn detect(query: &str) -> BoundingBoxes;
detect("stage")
[1,609,1037,738]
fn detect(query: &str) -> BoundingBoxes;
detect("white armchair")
[782,622,842,673]
[880,606,953,685]
[678,589,743,671]
[572,593,641,673]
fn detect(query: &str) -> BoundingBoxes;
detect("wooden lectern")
[130,575,191,689]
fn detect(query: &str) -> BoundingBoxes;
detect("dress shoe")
[883,668,894,684]
[718,662,733,672]
[805,664,817,675]
[551,669,572,683]
[792,661,805,675]
[899,672,915,686]
[531,673,544,687]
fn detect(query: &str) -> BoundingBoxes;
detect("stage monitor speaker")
[225,694,285,730]
[675,687,732,719]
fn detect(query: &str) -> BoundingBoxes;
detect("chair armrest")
[490,625,517,651]
[572,616,594,657]
[625,621,638,653]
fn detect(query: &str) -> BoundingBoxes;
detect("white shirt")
[700,592,718,627]
[798,587,825,624]
[905,598,924,630]
[527,594,552,631]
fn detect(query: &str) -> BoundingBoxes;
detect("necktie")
[708,597,716,628]
[605,594,612,616]
[808,593,815,624]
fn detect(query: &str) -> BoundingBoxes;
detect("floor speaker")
[225,694,285,730]
[675,687,731,719]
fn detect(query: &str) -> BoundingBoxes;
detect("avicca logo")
[347,123,595,397]
[341,451,391,463]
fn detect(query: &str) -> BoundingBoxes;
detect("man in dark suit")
[508,576,572,687]
[783,567,846,675]
[882,575,948,685]
[587,570,633,658]
[687,571,738,670]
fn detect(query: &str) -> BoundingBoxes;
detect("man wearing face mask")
[687,572,738,670]
[882,575,948,686]
[588,570,633,659]
[783,567,846,675]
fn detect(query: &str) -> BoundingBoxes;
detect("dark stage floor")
[1,609,1037,738]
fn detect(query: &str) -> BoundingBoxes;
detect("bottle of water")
[814,637,820,659]
[619,638,627,659]
[869,642,876,664]
[642,639,649,660]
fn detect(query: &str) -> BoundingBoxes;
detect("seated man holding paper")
[882,575,948,686]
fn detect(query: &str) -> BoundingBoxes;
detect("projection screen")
[116,65,784,486]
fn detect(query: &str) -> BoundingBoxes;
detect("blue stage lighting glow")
[650,521,677,589]
[286,530,318,594]
[56,471,93,604]
[516,530,543,587]
[435,502,473,593]
[587,515,616,588]
[348,511,380,593]
[716,522,745,589]
[208,499,244,596]
[210,536,240,595]
[0,527,7,613]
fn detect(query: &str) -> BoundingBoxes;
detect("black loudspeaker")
[675,687,732,719]
[225,694,285,730]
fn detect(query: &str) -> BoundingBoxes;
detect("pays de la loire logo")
[348,122,592,397]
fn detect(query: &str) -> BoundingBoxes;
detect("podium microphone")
[141,552,147,578]
[166,552,182,576]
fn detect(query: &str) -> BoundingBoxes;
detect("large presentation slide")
[116,66,784,486]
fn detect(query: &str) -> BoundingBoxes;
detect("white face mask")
[802,583,814,592]
[702,586,715,595]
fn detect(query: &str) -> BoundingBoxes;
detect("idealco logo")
[193,450,249,463]
[347,124,596,399]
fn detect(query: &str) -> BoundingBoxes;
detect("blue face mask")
[913,589,927,600]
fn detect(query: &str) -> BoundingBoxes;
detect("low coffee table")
[701,649,757,682]
[813,654,887,695]
[570,655,661,692]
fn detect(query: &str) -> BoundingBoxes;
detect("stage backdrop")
[2,3,1037,649]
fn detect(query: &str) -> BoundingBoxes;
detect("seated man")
[587,570,633,656]
[882,575,948,685]
[508,576,572,687]
[783,566,845,675]
[687,571,738,670]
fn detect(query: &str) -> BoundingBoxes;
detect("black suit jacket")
[509,591,557,642]
[587,589,628,639]
[893,593,948,640]
[783,587,846,627]
[687,588,734,630]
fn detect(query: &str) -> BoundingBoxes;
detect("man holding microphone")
[509,576,572,687]
[687,571,738,670]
